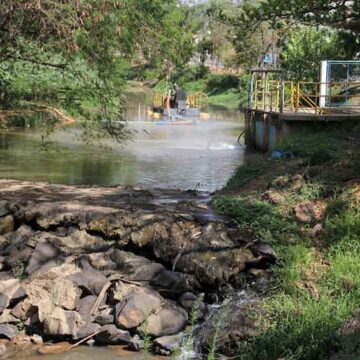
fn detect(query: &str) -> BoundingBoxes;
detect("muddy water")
[12,344,158,360]
[0,95,244,192]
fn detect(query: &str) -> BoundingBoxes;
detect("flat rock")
[154,333,184,352]
[95,324,132,345]
[177,247,256,287]
[38,342,71,354]
[249,242,277,262]
[53,227,115,256]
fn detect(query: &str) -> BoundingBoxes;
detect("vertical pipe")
[346,63,350,104]
[264,73,268,111]
[296,82,300,112]
[249,72,254,109]
[254,80,258,109]
[280,75,284,113]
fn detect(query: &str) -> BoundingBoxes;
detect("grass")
[213,123,360,360]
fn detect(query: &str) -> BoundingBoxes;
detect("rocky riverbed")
[0,180,276,358]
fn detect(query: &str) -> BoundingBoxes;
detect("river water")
[0,94,244,192]
[2,91,245,359]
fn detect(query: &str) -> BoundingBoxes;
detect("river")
[0,93,245,192]
[2,91,245,359]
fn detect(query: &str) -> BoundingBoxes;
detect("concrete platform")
[243,107,360,151]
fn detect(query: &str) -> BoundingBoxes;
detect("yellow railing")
[153,92,208,109]
[153,93,165,108]
[187,92,208,109]
[251,80,360,114]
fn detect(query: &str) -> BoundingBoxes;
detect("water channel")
[0,92,245,193]
[2,90,245,359]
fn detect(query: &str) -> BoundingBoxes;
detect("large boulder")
[25,277,82,312]
[115,286,162,329]
[42,307,84,337]
[144,303,188,337]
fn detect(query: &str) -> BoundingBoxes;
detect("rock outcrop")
[0,180,276,354]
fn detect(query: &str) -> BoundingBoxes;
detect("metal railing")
[187,92,208,108]
[250,80,360,114]
[153,92,208,109]
[153,93,165,109]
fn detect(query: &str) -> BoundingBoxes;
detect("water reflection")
[0,97,245,192]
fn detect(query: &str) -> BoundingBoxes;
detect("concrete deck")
[245,107,360,122]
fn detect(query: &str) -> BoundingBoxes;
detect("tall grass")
[213,123,360,359]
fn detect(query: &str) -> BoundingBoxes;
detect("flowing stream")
[2,91,246,359]
[0,93,245,192]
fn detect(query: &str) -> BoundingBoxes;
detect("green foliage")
[0,1,195,143]
[213,196,298,244]
[213,122,360,360]
[226,156,268,188]
[206,74,239,94]
[154,66,246,110]
[197,38,214,65]
[280,27,347,81]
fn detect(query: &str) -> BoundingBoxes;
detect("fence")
[250,80,360,114]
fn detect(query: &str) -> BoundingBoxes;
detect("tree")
[0,1,194,143]
[280,27,347,81]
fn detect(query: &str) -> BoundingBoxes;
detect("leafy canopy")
[0,1,194,143]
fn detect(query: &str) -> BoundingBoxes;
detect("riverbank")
[0,180,275,358]
[213,121,360,359]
